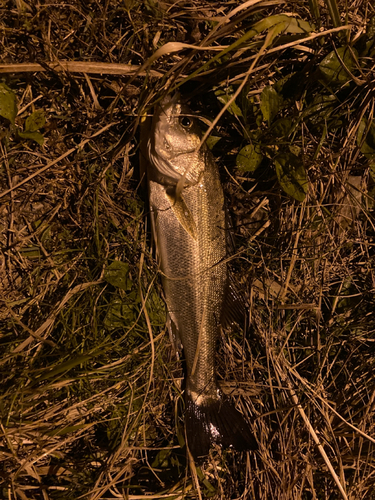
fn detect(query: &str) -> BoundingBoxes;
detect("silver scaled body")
[146,95,256,460]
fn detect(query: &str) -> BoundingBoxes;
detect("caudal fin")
[185,393,257,462]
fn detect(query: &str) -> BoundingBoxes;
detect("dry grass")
[0,0,374,499]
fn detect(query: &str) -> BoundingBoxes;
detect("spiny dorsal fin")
[166,189,197,240]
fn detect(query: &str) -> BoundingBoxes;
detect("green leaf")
[48,423,93,437]
[302,94,336,126]
[325,0,341,28]
[215,88,243,117]
[260,86,283,125]
[236,144,262,173]
[283,17,314,34]
[271,117,293,138]
[252,14,302,34]
[357,118,375,156]
[275,152,308,202]
[206,135,221,150]
[18,130,44,145]
[319,46,358,84]
[368,184,375,207]
[104,260,132,290]
[0,83,18,125]
[369,162,375,182]
[39,355,91,381]
[289,144,301,156]
[308,0,320,21]
[25,109,45,131]
[151,448,171,468]
[357,118,375,181]
[104,296,137,329]
[267,21,290,46]
[147,288,166,326]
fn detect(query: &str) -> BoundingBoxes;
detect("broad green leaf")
[283,17,314,34]
[252,14,305,34]
[206,135,221,150]
[196,466,216,494]
[302,95,336,130]
[262,17,313,46]
[104,296,137,329]
[151,448,171,468]
[267,21,290,46]
[19,245,42,259]
[124,0,136,7]
[357,118,375,156]
[104,260,132,290]
[319,46,358,84]
[215,88,243,117]
[147,288,166,326]
[271,117,293,138]
[18,130,44,145]
[0,83,17,125]
[289,144,301,156]
[334,277,359,314]
[260,86,283,125]
[25,109,45,131]
[236,144,262,173]
[275,152,308,202]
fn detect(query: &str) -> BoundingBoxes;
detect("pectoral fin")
[166,190,197,240]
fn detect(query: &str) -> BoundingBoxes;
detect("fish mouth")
[159,92,181,110]
[155,93,197,130]
[155,92,183,128]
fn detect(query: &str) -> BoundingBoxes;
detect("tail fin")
[185,393,257,462]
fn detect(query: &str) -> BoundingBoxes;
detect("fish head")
[148,94,206,186]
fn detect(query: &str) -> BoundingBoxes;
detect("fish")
[145,94,257,461]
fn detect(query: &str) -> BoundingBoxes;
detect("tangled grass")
[0,0,374,498]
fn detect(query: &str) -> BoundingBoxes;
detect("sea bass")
[146,94,257,461]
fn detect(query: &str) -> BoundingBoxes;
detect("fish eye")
[179,116,192,128]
